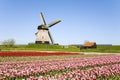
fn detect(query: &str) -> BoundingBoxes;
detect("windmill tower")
[35,12,61,44]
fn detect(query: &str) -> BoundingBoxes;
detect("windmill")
[35,12,61,44]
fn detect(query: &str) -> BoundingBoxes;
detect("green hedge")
[80,45,120,53]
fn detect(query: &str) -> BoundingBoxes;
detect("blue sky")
[0,0,120,45]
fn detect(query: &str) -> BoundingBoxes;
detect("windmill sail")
[40,12,46,25]
[48,30,54,44]
[48,19,61,28]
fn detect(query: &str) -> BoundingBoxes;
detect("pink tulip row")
[0,55,120,79]
[33,64,120,80]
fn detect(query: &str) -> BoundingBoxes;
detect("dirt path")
[83,52,120,55]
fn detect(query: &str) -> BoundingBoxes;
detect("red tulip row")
[0,51,79,57]
[0,55,120,79]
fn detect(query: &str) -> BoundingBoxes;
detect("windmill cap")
[38,25,48,30]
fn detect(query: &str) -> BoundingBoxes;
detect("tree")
[2,39,15,46]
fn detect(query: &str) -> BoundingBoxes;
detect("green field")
[0,44,80,52]
[0,44,120,53]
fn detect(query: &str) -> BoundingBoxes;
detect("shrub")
[2,39,15,46]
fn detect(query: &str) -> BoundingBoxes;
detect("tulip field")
[0,52,120,80]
